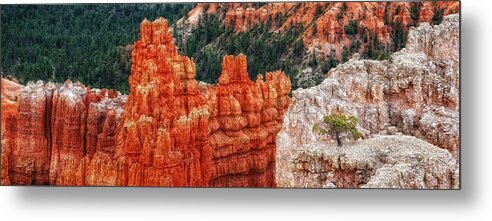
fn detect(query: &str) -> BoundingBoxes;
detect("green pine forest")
[175,12,308,88]
[1,4,194,93]
[1,3,445,93]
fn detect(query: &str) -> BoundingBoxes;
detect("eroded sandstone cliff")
[207,56,291,187]
[1,78,22,185]
[276,14,459,188]
[1,17,291,187]
[1,79,126,186]
[50,82,126,186]
[0,80,118,186]
[101,18,291,187]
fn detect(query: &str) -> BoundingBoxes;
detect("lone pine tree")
[312,113,363,147]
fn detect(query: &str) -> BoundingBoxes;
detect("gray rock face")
[276,14,459,188]
[292,135,459,189]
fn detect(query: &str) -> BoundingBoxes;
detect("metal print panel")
[0,1,460,188]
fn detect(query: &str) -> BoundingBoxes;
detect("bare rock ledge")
[292,135,459,189]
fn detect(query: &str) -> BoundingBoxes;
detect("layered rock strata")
[207,56,291,187]
[1,17,291,187]
[50,82,126,186]
[108,18,212,186]
[105,18,290,187]
[0,79,126,186]
[1,78,22,185]
[276,14,459,188]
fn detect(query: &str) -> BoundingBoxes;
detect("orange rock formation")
[1,17,291,187]
[207,56,291,187]
[302,1,459,58]
[109,17,212,187]
[99,18,291,187]
[49,81,124,186]
[1,78,22,185]
[1,78,125,186]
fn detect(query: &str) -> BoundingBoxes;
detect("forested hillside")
[174,2,457,89]
[175,12,308,88]
[1,4,194,93]
[1,2,458,92]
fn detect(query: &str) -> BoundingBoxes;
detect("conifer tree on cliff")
[312,113,363,147]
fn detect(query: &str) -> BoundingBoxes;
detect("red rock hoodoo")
[109,18,212,186]
[207,56,291,187]
[0,78,125,186]
[103,18,291,187]
[49,82,125,186]
[1,17,291,187]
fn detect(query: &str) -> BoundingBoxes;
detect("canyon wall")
[1,79,22,185]
[50,82,126,186]
[101,18,291,187]
[1,79,126,186]
[208,57,291,187]
[177,2,459,58]
[1,17,291,187]
[276,14,459,188]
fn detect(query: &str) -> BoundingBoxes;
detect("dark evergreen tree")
[410,2,421,24]
[432,6,445,25]
[344,20,359,36]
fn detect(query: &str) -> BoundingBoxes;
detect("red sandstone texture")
[1,17,291,187]
[301,1,458,58]
[107,18,212,186]
[100,18,290,187]
[207,56,291,187]
[49,82,125,186]
[1,78,126,186]
[1,78,22,185]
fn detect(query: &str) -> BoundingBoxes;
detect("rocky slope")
[302,1,459,57]
[1,17,291,187]
[276,14,459,188]
[176,1,459,60]
[292,135,459,189]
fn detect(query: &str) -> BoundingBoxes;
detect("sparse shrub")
[337,13,343,21]
[312,22,318,36]
[344,20,359,36]
[312,113,363,147]
[395,5,401,15]
[432,7,444,25]
[410,2,421,24]
[377,51,389,61]
[342,47,349,62]
[315,5,324,17]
